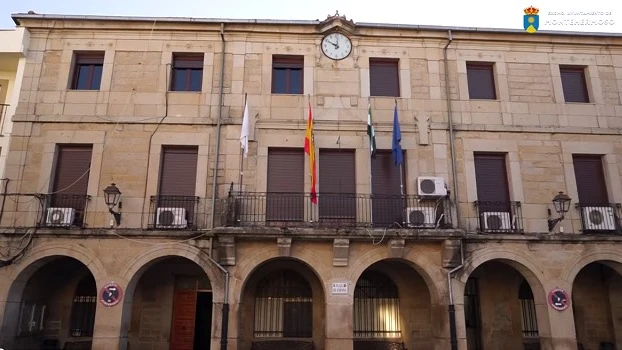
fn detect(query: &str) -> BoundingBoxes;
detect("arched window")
[254,269,312,338]
[518,279,539,337]
[354,271,401,338]
[69,275,97,337]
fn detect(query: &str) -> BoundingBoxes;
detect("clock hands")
[327,40,339,48]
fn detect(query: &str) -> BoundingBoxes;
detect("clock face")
[321,33,352,60]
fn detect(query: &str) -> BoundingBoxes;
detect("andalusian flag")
[304,100,318,204]
[367,101,377,158]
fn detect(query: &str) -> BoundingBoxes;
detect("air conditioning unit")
[417,176,448,197]
[156,207,188,228]
[582,206,616,231]
[46,208,75,227]
[405,207,436,228]
[481,211,512,231]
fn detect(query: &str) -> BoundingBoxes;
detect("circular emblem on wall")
[548,288,570,311]
[100,282,123,307]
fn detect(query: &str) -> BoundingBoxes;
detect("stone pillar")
[91,277,128,350]
[540,281,577,350]
[325,280,354,350]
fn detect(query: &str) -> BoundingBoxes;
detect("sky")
[0,0,620,33]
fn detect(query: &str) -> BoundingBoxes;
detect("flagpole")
[368,97,374,224]
[396,99,404,197]
[238,93,247,191]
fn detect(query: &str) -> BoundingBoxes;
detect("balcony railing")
[576,203,622,234]
[149,195,200,230]
[219,192,453,229]
[42,194,91,228]
[474,201,524,233]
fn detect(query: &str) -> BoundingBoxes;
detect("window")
[318,149,356,225]
[171,53,204,92]
[464,278,482,350]
[266,148,305,222]
[154,146,199,228]
[49,145,93,227]
[369,58,399,97]
[466,62,496,100]
[272,55,304,94]
[69,276,97,337]
[518,279,539,338]
[354,271,401,338]
[71,52,104,90]
[254,270,312,338]
[17,303,46,336]
[560,65,589,103]
[573,155,608,205]
[371,150,405,226]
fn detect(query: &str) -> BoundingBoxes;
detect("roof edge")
[10,12,622,38]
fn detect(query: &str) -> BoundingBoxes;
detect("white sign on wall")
[331,282,348,295]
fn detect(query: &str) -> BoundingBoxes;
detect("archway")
[1,256,98,350]
[353,259,432,350]
[463,260,544,350]
[124,256,213,350]
[239,258,326,350]
[572,261,622,350]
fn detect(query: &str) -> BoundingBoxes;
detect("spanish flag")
[304,100,318,204]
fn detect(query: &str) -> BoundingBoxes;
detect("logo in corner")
[523,6,540,33]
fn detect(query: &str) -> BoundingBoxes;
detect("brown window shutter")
[572,155,608,204]
[319,149,356,223]
[474,153,510,203]
[466,62,496,100]
[560,66,589,103]
[266,148,305,221]
[371,150,405,226]
[52,145,93,195]
[369,58,400,97]
[159,146,199,196]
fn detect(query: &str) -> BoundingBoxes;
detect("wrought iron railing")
[219,191,453,229]
[474,201,523,233]
[576,203,622,234]
[42,194,91,228]
[149,195,200,230]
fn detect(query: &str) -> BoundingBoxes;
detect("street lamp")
[103,183,122,226]
[548,191,571,232]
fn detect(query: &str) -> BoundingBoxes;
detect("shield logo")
[524,14,539,33]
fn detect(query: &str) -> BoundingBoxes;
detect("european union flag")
[392,102,403,166]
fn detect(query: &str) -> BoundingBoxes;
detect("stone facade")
[0,11,621,350]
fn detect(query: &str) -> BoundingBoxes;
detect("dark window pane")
[289,68,303,94]
[560,66,589,103]
[90,65,103,90]
[369,59,399,97]
[172,69,187,91]
[189,69,203,91]
[467,63,496,100]
[75,65,91,90]
[272,68,287,94]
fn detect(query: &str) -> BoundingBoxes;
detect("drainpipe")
[210,23,226,229]
[208,255,230,350]
[443,30,460,227]
[447,239,464,350]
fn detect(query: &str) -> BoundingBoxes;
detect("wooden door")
[170,290,197,350]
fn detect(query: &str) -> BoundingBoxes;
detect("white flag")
[240,98,250,158]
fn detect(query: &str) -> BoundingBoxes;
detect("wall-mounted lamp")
[103,183,122,226]
[548,191,571,232]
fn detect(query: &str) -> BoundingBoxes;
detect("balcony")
[148,195,200,230]
[218,192,453,229]
[42,194,91,228]
[576,203,622,234]
[473,201,524,234]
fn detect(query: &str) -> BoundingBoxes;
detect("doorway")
[194,292,213,350]
[169,276,213,350]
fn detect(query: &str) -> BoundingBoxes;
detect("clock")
[547,288,570,311]
[321,32,352,60]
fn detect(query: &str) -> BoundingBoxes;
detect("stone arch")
[347,245,443,304]
[119,243,225,301]
[562,249,622,284]
[232,246,328,303]
[0,243,106,347]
